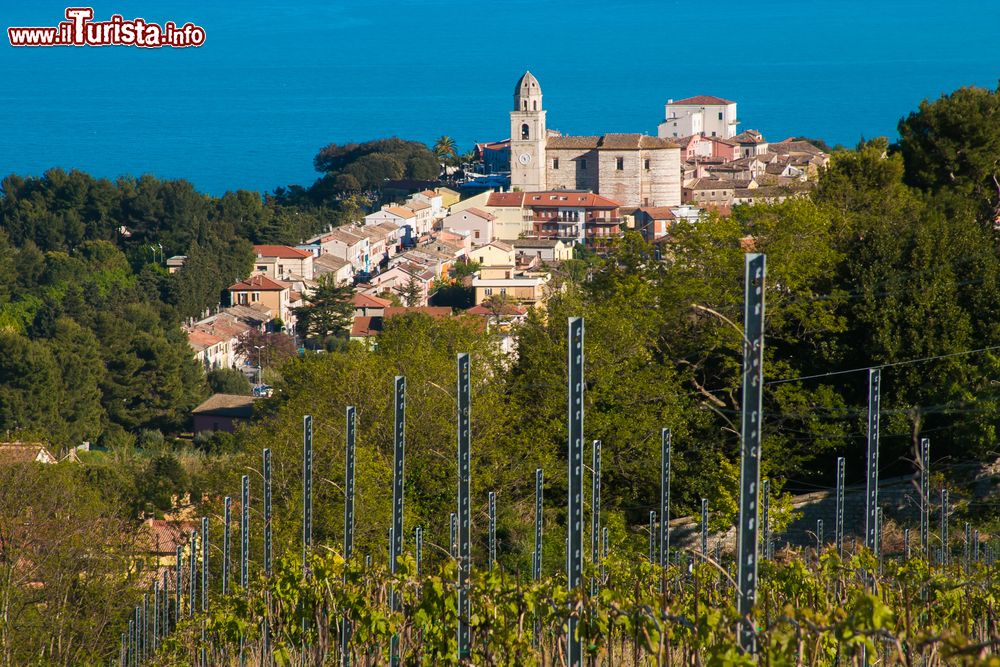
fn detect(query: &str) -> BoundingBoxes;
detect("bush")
[206,368,252,395]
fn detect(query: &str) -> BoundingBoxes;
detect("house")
[682,179,735,213]
[436,229,473,254]
[435,187,461,208]
[0,442,57,465]
[350,306,453,346]
[366,263,436,306]
[402,200,436,237]
[472,266,551,308]
[315,228,371,273]
[166,255,187,273]
[733,130,769,157]
[440,207,497,246]
[634,207,676,242]
[142,518,196,567]
[365,206,418,246]
[227,275,292,324]
[186,311,253,370]
[469,240,515,267]
[511,238,573,262]
[356,225,391,268]
[522,191,624,245]
[353,292,391,318]
[410,189,444,216]
[252,245,315,281]
[313,254,354,285]
[658,95,739,139]
[191,394,257,434]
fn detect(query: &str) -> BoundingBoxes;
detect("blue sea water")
[1,0,999,196]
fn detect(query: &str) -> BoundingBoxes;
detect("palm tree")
[433,135,458,164]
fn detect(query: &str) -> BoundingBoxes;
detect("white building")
[658,95,738,140]
[440,207,496,246]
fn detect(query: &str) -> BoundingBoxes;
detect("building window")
[252,292,260,302]
[711,131,716,137]
[521,123,530,140]
[718,112,723,120]
[580,158,587,170]
[256,265,267,272]
[500,288,507,295]
[474,231,480,239]
[484,288,493,296]
[522,100,527,110]
[237,293,248,305]
[616,157,624,170]
[644,159,651,170]
[533,100,538,111]
[552,158,559,169]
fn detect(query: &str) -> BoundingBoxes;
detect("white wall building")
[658,95,738,139]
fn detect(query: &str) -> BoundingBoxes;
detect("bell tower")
[510,71,546,192]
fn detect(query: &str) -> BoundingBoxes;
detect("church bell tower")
[510,71,546,192]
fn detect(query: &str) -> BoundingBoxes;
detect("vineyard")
[108,254,1000,667]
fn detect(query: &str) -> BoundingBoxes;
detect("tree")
[896,84,1000,222]
[293,273,355,341]
[433,135,458,165]
[206,368,252,395]
[235,329,298,369]
[398,274,424,307]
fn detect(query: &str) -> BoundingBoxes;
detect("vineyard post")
[567,317,584,667]
[488,491,497,571]
[648,511,656,564]
[736,253,765,655]
[305,418,318,659]
[941,488,949,566]
[120,631,126,667]
[701,499,709,556]
[534,468,543,581]
[836,457,845,557]
[223,496,231,597]
[591,440,602,596]
[127,619,133,667]
[601,526,608,582]
[142,592,148,661]
[343,406,356,667]
[921,438,930,561]
[762,480,770,562]
[974,529,980,562]
[865,369,881,558]
[201,515,209,666]
[262,448,272,661]
[817,519,823,554]
[241,475,249,590]
[390,376,406,667]
[904,528,910,560]
[450,513,457,558]
[416,527,423,576]
[457,353,471,661]
[152,581,158,653]
[964,522,971,574]
[188,531,197,618]
[162,570,169,640]
[659,428,671,590]
[174,546,182,631]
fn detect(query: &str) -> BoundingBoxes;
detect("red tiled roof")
[464,207,497,221]
[486,191,526,207]
[670,95,735,106]
[352,292,392,308]
[0,442,56,465]
[228,275,288,292]
[253,245,312,259]
[466,303,527,317]
[636,207,677,220]
[384,206,416,219]
[351,315,383,337]
[142,519,196,555]
[418,189,437,197]
[524,192,621,209]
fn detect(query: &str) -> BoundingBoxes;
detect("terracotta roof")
[192,394,257,418]
[670,95,735,106]
[487,240,514,252]
[546,135,602,149]
[685,178,737,191]
[384,206,416,219]
[733,130,767,144]
[707,136,739,146]
[406,200,431,211]
[351,315,383,337]
[524,192,621,209]
[0,442,56,465]
[597,133,678,150]
[253,245,312,259]
[314,254,351,271]
[463,207,497,221]
[322,228,365,246]
[352,292,392,308]
[142,519,196,555]
[769,139,825,156]
[512,238,561,248]
[673,134,700,148]
[187,330,224,351]
[636,207,677,220]
[485,192,526,207]
[228,275,288,292]
[418,189,437,197]
[376,221,400,232]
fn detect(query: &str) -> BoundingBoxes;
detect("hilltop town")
[183,71,830,409]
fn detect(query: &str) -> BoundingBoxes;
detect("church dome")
[514,72,542,110]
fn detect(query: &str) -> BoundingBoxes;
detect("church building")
[509,72,681,208]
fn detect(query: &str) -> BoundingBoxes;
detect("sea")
[2,0,999,197]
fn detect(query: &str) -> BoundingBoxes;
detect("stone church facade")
[509,72,681,207]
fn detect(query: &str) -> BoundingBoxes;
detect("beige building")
[472,266,551,308]
[509,72,681,207]
[440,207,496,245]
[469,240,515,267]
[227,275,292,323]
[252,245,314,281]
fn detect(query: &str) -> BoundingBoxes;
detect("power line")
[765,344,1000,386]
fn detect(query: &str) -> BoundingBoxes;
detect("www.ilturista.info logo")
[8,8,206,48]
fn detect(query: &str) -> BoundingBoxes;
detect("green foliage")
[293,273,355,341]
[206,368,252,395]
[311,138,440,196]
